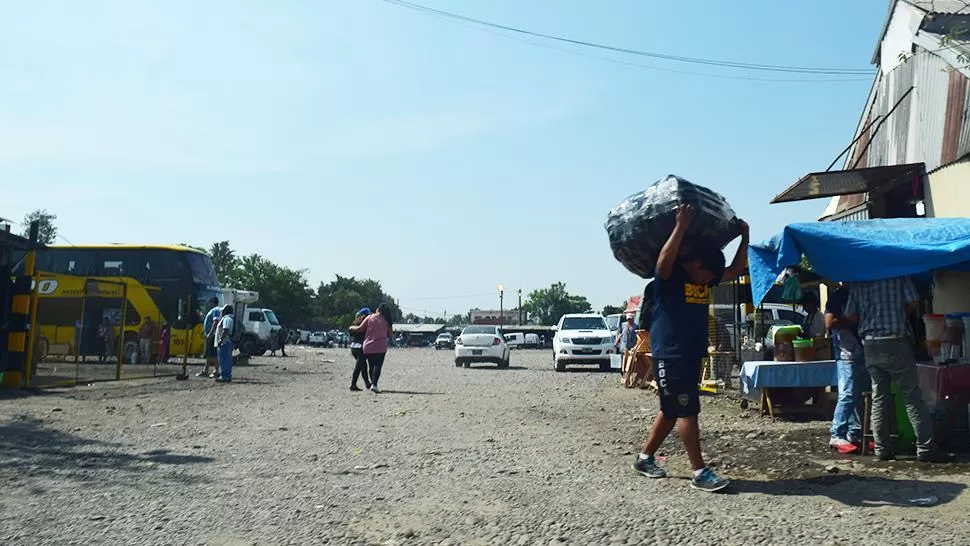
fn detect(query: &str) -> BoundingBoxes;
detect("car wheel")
[463,362,470,368]
[599,361,611,372]
[455,359,462,367]
[555,359,566,373]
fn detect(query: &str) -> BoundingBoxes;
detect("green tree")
[602,304,626,316]
[446,312,471,327]
[21,209,58,245]
[234,253,314,327]
[209,241,240,286]
[404,313,420,324]
[315,275,401,329]
[522,282,592,326]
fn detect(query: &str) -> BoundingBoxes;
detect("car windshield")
[561,317,608,330]
[438,334,452,339]
[462,326,497,335]
[264,310,280,326]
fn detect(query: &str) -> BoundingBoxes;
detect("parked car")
[308,331,328,347]
[552,313,616,372]
[455,325,510,368]
[434,333,454,350]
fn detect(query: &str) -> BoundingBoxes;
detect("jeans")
[366,353,387,387]
[140,339,152,364]
[351,347,370,387]
[218,342,234,381]
[864,338,934,456]
[830,357,868,441]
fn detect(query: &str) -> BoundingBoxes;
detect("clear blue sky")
[2,0,886,318]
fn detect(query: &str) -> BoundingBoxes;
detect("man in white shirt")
[800,292,825,338]
[214,305,235,383]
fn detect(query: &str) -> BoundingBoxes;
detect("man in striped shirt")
[845,276,944,463]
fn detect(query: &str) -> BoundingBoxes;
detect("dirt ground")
[2,345,970,545]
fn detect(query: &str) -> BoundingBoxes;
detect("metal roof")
[394,323,446,334]
[771,163,925,204]
[905,0,970,14]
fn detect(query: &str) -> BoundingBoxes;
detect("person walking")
[349,303,393,393]
[631,205,749,493]
[825,284,867,454]
[844,276,946,462]
[199,297,221,378]
[139,317,156,365]
[349,308,372,391]
[214,304,235,383]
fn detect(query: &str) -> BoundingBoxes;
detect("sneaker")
[631,456,667,479]
[690,468,730,492]
[917,450,951,463]
[829,438,859,454]
[215,377,230,383]
[350,385,362,392]
[370,385,381,394]
[874,451,896,462]
[209,372,220,379]
[196,371,209,378]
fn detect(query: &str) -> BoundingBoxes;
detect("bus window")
[143,249,188,284]
[99,250,143,278]
[185,253,220,285]
[44,249,97,276]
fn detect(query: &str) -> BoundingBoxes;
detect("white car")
[455,325,510,368]
[434,333,454,350]
[308,331,328,347]
[552,313,616,372]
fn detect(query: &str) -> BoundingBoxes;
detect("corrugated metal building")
[772,0,970,223]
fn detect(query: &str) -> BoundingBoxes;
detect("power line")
[379,0,875,77]
[406,7,872,84]
[397,292,497,302]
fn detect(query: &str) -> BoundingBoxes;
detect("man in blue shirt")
[825,284,867,453]
[631,205,749,493]
[198,297,221,378]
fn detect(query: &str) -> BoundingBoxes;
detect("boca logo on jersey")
[684,283,711,305]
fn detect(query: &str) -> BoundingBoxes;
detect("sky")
[1,0,889,319]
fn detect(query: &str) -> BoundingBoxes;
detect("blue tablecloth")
[740,360,838,400]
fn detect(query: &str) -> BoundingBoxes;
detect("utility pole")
[498,285,504,328]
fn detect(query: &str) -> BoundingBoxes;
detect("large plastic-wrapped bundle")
[605,175,741,279]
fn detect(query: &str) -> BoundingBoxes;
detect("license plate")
[577,349,595,354]
[472,350,483,355]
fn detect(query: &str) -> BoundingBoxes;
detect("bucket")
[944,314,966,361]
[793,338,815,362]
[923,314,946,363]
[770,325,802,362]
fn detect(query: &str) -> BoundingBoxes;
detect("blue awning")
[748,218,970,307]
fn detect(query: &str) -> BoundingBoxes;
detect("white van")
[504,332,525,349]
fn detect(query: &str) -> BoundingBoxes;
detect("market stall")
[747,218,970,447]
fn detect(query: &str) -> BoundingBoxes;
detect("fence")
[708,280,745,388]
[25,276,202,388]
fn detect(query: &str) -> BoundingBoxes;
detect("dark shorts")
[205,337,217,359]
[653,358,702,418]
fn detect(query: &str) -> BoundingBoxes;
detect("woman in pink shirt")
[349,303,394,393]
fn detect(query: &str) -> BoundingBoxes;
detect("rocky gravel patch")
[3,346,970,545]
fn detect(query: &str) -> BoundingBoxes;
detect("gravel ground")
[3,345,970,545]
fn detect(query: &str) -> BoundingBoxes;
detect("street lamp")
[518,289,522,325]
[498,285,504,327]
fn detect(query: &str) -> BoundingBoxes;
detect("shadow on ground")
[727,474,967,507]
[0,416,214,488]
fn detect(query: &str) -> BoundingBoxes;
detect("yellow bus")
[16,245,223,362]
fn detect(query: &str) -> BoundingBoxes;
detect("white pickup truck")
[222,288,280,357]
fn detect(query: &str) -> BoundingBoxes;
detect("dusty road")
[3,346,970,545]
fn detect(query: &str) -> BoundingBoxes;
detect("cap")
[358,307,372,316]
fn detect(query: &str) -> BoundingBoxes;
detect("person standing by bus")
[199,297,221,378]
[158,322,171,364]
[97,317,111,364]
[139,317,157,364]
[214,304,235,383]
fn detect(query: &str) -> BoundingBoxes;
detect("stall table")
[740,360,838,420]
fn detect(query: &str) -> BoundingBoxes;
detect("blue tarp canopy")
[748,218,970,307]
